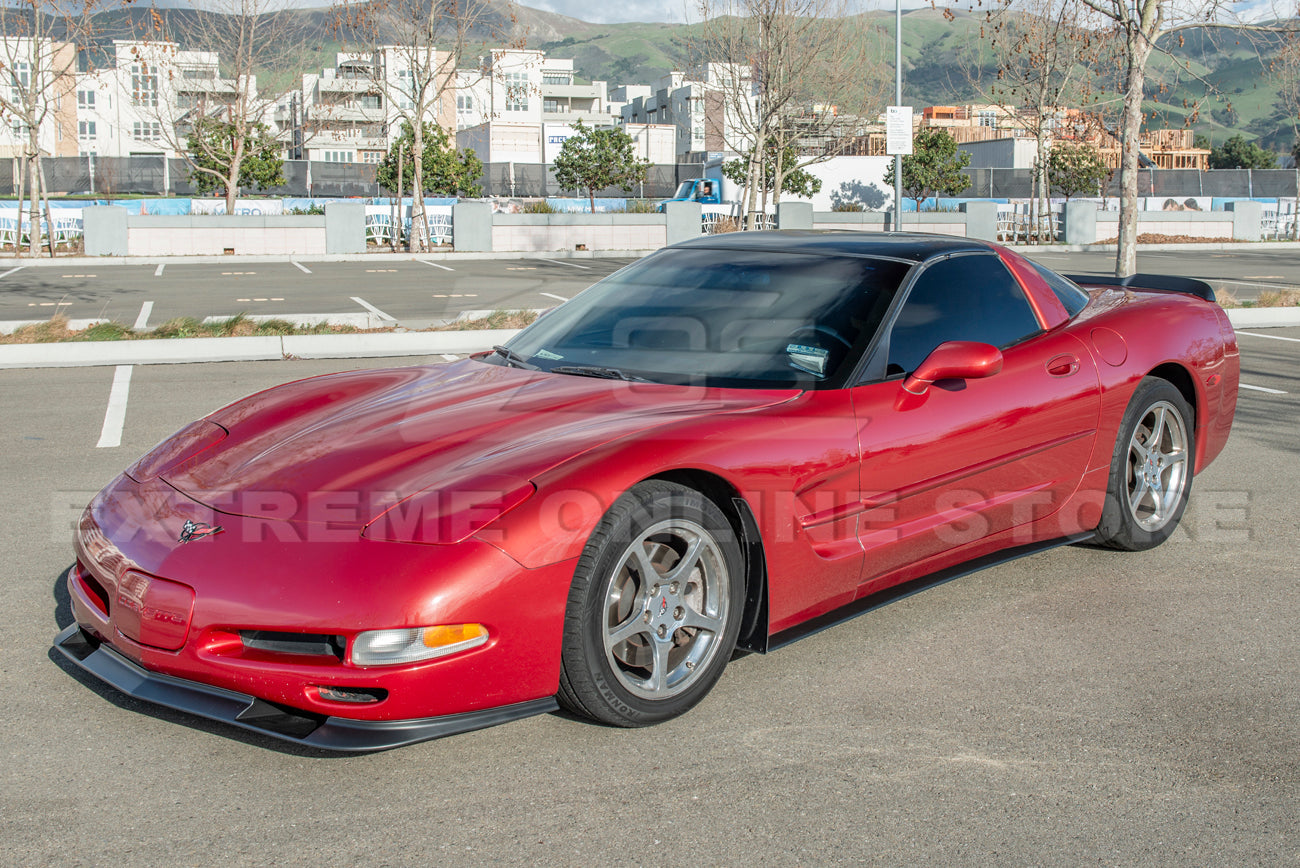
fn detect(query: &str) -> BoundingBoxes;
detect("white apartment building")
[620,64,756,159]
[0,37,79,159]
[74,41,254,159]
[294,48,461,163]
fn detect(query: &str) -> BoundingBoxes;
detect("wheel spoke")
[1150,407,1168,447]
[647,639,672,693]
[1129,476,1150,515]
[631,544,660,584]
[662,535,705,583]
[1130,439,1150,464]
[606,612,648,649]
[680,604,723,634]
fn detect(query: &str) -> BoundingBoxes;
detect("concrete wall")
[1095,211,1235,242]
[82,201,1273,256]
[814,211,968,235]
[491,213,666,252]
[124,215,328,256]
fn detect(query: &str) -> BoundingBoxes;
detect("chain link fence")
[959,167,1300,200]
[8,157,1299,202]
[4,157,697,199]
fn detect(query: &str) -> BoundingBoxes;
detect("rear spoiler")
[1066,273,1215,303]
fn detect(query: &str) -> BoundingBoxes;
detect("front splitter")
[53,624,557,752]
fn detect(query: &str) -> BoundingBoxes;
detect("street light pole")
[894,0,902,232]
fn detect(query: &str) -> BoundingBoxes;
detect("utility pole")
[893,0,902,232]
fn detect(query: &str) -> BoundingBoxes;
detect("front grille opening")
[74,562,111,616]
[240,630,345,660]
[316,685,387,704]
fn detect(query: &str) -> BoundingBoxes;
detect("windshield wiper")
[550,365,648,382]
[491,345,538,370]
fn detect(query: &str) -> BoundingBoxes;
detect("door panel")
[852,330,1100,591]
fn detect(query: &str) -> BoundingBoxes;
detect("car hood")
[161,359,797,524]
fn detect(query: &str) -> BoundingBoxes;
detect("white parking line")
[418,260,455,272]
[291,261,312,274]
[1216,279,1299,289]
[351,296,396,321]
[1237,331,1300,343]
[0,266,25,280]
[96,366,133,449]
[133,301,153,330]
[540,292,569,303]
[1240,383,1288,395]
[441,354,459,361]
[154,264,165,277]
[535,258,592,270]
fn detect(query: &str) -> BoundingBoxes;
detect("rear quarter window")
[1031,262,1090,317]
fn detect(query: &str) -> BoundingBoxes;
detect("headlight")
[351,624,489,666]
[125,420,227,482]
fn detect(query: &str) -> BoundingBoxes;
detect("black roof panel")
[670,230,996,262]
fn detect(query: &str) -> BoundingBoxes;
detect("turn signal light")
[351,624,489,666]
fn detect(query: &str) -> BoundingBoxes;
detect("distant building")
[620,65,756,159]
[0,37,77,159]
[74,40,252,159]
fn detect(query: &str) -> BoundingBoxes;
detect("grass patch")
[430,310,538,331]
[1256,288,1300,307]
[0,314,364,344]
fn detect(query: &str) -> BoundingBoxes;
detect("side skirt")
[765,532,1095,652]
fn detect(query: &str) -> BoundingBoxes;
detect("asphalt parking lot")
[0,246,1298,332]
[1,323,1297,864]
[0,257,637,328]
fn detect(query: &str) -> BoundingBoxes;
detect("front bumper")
[54,624,557,752]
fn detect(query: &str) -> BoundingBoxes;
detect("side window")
[1031,262,1090,317]
[886,254,1041,375]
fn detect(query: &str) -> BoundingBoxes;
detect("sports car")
[55,232,1240,751]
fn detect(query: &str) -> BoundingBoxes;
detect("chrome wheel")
[1125,400,1190,533]
[601,518,730,701]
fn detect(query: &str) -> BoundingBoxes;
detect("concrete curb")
[0,249,658,268]
[1,308,1293,371]
[1012,241,1300,253]
[0,329,520,369]
[1226,307,1300,329]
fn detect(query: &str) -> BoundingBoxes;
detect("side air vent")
[240,630,345,660]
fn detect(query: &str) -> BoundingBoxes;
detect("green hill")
[11,2,1297,155]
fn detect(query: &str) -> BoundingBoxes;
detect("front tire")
[1095,377,1195,551]
[558,481,744,727]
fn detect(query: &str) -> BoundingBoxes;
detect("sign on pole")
[886,106,913,156]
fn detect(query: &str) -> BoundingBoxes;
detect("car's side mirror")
[902,341,1003,395]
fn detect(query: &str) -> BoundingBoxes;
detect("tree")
[186,117,284,198]
[0,2,102,256]
[335,0,523,250]
[552,121,650,212]
[958,0,1101,241]
[136,0,307,214]
[1209,134,1277,170]
[1065,0,1293,276]
[722,140,821,199]
[884,128,972,209]
[1048,143,1109,199]
[377,122,483,196]
[689,0,888,229]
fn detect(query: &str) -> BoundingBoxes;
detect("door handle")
[1046,354,1080,377]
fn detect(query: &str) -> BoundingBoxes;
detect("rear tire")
[1095,377,1195,551]
[557,481,744,727]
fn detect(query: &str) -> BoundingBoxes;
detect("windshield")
[673,182,695,200]
[488,247,911,389]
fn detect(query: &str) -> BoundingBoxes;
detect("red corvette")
[56,232,1239,750]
